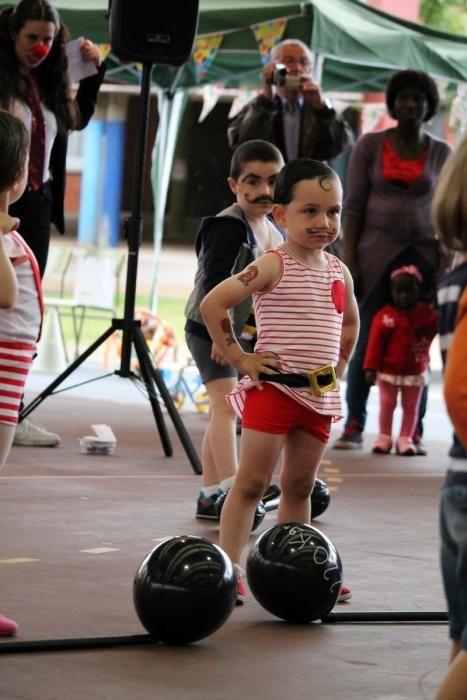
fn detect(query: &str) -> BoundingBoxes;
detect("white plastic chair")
[43,247,125,360]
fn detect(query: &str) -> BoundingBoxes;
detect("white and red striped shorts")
[0,340,35,426]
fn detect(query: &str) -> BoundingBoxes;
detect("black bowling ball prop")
[246,522,343,623]
[311,478,331,519]
[133,535,237,644]
[215,491,266,531]
[262,479,331,520]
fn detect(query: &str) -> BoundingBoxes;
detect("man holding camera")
[228,40,353,162]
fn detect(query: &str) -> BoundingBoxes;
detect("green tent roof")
[2,0,465,91]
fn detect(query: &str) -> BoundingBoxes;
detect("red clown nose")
[31,43,49,59]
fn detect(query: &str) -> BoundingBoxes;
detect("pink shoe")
[0,613,19,636]
[396,437,416,456]
[234,564,247,606]
[372,434,392,454]
[337,585,352,603]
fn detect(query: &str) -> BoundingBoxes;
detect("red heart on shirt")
[332,280,345,314]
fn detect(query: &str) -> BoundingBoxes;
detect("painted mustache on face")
[250,196,274,204]
[31,43,49,59]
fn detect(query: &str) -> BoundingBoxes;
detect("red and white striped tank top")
[228,247,345,419]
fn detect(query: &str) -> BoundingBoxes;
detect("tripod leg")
[132,327,173,458]
[133,327,202,475]
[21,326,117,420]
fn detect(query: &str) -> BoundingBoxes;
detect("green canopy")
[15,0,465,91]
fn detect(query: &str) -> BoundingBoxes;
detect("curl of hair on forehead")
[318,176,336,192]
[273,157,340,204]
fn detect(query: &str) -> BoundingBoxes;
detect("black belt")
[258,365,337,396]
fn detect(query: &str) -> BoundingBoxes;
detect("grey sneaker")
[333,420,363,450]
[13,418,60,447]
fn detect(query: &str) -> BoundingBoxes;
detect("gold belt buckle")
[307,365,337,396]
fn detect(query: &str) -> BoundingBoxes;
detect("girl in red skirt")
[363,265,437,456]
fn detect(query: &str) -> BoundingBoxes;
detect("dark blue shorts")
[185,331,237,384]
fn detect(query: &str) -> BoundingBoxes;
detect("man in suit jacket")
[228,39,353,163]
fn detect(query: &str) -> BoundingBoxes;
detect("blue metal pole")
[77,120,104,245]
[101,120,126,247]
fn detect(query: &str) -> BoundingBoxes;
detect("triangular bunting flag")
[193,34,223,82]
[198,83,223,123]
[98,43,111,62]
[252,18,287,66]
[229,88,261,119]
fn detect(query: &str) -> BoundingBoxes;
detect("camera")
[271,63,302,91]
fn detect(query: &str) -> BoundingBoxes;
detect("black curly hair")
[385,69,439,123]
[274,158,339,205]
[0,0,75,133]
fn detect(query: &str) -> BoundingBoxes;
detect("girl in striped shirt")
[201,159,359,604]
[0,111,42,636]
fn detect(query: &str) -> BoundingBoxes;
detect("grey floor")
[0,364,456,700]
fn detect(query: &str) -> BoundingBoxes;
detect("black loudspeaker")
[109,0,199,66]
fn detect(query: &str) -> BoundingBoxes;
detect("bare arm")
[335,264,360,380]
[0,215,19,308]
[200,253,281,388]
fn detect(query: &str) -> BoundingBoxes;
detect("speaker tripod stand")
[20,63,202,475]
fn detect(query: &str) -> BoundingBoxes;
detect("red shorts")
[241,383,331,443]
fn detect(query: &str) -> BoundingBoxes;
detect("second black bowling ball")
[133,535,237,644]
[246,522,343,623]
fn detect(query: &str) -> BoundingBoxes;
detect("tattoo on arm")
[237,265,259,287]
[339,336,354,362]
[220,317,236,346]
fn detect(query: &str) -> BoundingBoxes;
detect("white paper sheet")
[67,38,98,83]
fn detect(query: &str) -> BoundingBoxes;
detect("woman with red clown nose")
[0,0,105,277]
[0,0,105,449]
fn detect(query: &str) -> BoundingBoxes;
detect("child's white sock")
[200,483,220,498]
[220,475,235,492]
